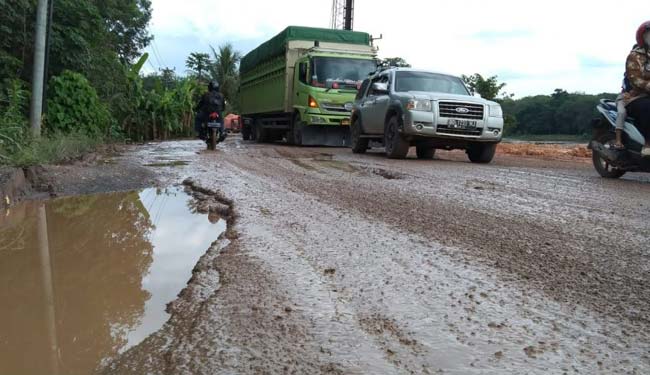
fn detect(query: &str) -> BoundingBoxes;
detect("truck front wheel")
[351,118,369,154]
[467,142,497,164]
[290,114,303,146]
[384,116,410,159]
[416,144,435,160]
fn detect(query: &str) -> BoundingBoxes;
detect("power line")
[151,40,168,68]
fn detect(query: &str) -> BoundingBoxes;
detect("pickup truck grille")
[436,125,483,136]
[439,102,484,120]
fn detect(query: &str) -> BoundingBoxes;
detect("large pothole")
[0,187,226,375]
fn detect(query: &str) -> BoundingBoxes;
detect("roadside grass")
[504,134,590,143]
[1,132,104,167]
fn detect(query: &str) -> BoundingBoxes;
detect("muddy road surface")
[4,137,649,374]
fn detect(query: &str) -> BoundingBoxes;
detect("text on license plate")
[447,119,477,129]
[207,122,221,128]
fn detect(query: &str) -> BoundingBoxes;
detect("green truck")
[240,26,377,146]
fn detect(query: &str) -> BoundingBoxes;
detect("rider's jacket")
[623,46,650,106]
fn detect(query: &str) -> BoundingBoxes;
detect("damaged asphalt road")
[103,137,649,374]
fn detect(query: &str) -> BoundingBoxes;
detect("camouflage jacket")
[623,47,650,106]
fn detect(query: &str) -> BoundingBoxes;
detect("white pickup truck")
[350,68,504,163]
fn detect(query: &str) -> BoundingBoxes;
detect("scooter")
[588,99,650,178]
[206,112,227,151]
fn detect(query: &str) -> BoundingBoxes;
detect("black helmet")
[208,80,220,92]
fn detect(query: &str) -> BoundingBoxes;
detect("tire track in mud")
[222,145,650,330]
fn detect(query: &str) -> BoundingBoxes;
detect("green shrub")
[8,131,103,167]
[0,79,29,161]
[46,71,112,136]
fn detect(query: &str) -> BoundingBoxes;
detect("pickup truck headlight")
[489,104,503,118]
[406,99,432,112]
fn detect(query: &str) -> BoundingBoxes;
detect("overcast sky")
[144,0,649,97]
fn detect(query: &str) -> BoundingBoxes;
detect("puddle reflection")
[0,187,224,375]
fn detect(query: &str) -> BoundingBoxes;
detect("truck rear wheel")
[255,120,269,143]
[467,142,497,164]
[351,118,368,154]
[242,128,251,141]
[384,116,410,159]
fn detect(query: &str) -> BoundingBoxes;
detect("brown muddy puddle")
[0,188,225,375]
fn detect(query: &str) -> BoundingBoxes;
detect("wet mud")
[5,137,650,374]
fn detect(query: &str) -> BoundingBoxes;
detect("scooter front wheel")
[592,133,626,179]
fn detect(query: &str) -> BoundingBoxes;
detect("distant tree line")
[462,74,617,136]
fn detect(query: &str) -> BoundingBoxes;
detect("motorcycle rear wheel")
[592,133,626,179]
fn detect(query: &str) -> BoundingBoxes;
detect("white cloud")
[147,0,649,96]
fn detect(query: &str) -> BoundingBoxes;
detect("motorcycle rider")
[621,21,650,155]
[194,80,225,141]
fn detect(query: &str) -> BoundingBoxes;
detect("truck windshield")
[311,57,376,89]
[395,71,470,96]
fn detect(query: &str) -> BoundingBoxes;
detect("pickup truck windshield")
[395,72,469,96]
[311,57,376,89]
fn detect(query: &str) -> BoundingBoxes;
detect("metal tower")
[330,0,354,30]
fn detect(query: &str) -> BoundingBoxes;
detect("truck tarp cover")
[240,26,371,74]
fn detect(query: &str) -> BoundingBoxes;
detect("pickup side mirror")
[372,82,389,95]
[473,92,482,98]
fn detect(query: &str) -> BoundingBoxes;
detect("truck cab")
[292,52,377,145]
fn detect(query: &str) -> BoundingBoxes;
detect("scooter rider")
[194,80,225,141]
[621,21,650,156]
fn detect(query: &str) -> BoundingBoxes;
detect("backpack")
[622,73,632,93]
[205,91,224,113]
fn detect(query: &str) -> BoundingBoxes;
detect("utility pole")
[344,0,354,31]
[42,0,55,112]
[29,0,50,137]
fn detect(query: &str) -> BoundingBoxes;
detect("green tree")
[210,43,242,112]
[380,57,411,68]
[186,52,212,81]
[461,73,508,100]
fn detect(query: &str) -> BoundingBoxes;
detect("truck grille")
[321,102,351,113]
[439,102,484,120]
[436,125,483,136]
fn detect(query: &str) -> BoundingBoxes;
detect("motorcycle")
[206,112,227,151]
[588,99,650,178]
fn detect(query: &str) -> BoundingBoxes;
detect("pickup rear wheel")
[416,145,435,160]
[351,117,369,154]
[384,115,410,159]
[467,142,497,164]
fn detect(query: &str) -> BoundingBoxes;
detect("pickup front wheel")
[467,142,497,164]
[384,116,410,159]
[351,118,369,154]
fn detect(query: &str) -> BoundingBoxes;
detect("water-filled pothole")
[0,187,225,375]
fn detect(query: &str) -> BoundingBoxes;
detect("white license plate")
[447,119,477,129]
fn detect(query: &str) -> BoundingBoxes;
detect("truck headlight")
[406,99,432,112]
[489,105,503,118]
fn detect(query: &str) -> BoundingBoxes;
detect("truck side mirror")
[299,64,307,83]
